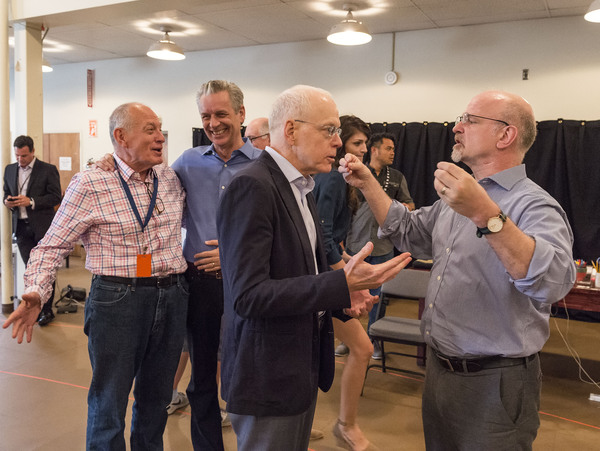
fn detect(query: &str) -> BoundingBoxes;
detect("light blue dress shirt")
[379,164,576,358]
[172,138,261,262]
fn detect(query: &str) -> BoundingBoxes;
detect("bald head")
[474,90,537,154]
[244,117,270,150]
[452,90,538,178]
[109,102,165,175]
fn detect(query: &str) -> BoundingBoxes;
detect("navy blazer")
[3,159,61,238]
[217,151,351,417]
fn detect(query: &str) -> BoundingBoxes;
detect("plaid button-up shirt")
[25,155,187,304]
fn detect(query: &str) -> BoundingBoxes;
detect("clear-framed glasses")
[247,133,269,143]
[145,182,164,215]
[295,119,342,137]
[455,113,509,127]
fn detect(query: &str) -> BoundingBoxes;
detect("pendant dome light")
[327,3,372,46]
[585,0,600,22]
[41,26,53,72]
[147,26,185,61]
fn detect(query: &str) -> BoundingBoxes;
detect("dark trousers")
[229,390,318,451]
[185,264,225,451]
[16,219,54,314]
[422,347,541,451]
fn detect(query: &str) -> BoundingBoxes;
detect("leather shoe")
[38,311,55,326]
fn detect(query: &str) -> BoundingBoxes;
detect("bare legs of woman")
[332,317,376,451]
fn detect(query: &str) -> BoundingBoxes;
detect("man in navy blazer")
[217,85,412,450]
[3,135,61,324]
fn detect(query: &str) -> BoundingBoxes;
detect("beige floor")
[1,256,599,450]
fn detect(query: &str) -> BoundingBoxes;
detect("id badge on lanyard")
[115,160,157,277]
[137,253,152,277]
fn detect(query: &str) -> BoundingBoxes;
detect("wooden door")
[43,133,80,196]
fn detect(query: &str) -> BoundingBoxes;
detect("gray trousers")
[422,348,542,451]
[229,392,318,451]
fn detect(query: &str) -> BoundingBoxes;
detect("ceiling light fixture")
[585,0,600,22]
[41,25,53,72]
[42,58,53,72]
[327,3,372,46]
[147,26,186,61]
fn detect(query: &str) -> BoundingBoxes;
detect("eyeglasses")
[455,113,509,127]
[247,133,269,143]
[145,182,164,216]
[295,119,342,138]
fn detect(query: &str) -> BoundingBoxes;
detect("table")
[554,283,600,322]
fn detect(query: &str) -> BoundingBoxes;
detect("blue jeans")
[366,252,394,333]
[84,275,189,451]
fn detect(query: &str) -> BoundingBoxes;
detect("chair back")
[381,268,430,300]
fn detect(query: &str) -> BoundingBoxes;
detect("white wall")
[38,15,600,168]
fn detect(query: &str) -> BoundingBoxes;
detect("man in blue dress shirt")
[172,80,261,451]
[339,90,576,450]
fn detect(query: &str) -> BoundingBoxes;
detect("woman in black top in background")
[314,115,377,451]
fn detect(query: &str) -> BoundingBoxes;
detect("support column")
[13,21,44,157]
[1,0,12,314]
[1,19,44,314]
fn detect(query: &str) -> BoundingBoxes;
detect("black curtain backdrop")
[369,120,600,262]
[192,126,247,147]
[192,120,599,261]
[193,127,213,147]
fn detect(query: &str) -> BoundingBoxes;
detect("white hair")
[268,85,333,135]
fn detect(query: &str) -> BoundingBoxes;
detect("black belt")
[97,274,182,288]
[186,261,222,280]
[18,218,30,224]
[433,350,537,373]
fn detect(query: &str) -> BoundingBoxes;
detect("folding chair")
[364,268,430,387]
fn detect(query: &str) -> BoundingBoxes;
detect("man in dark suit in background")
[3,135,61,325]
[217,85,412,450]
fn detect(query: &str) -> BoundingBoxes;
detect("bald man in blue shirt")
[340,91,576,450]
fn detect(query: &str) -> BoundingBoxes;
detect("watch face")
[488,216,504,233]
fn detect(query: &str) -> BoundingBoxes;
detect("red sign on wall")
[89,120,98,137]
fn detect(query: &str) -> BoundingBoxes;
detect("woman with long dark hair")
[313,115,377,451]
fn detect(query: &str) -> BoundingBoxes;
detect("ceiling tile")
[15,0,591,67]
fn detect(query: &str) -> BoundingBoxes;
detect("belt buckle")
[156,276,171,288]
[215,271,222,280]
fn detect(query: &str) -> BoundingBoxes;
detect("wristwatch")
[476,211,507,238]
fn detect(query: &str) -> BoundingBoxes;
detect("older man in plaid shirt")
[3,102,188,451]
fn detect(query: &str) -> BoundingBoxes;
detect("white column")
[1,0,13,313]
[13,21,44,157]
[1,20,45,312]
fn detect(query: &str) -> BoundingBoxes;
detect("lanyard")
[115,159,157,234]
